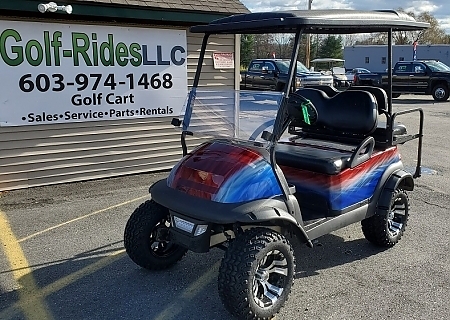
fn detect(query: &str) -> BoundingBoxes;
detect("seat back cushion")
[288,88,378,136]
[347,86,388,114]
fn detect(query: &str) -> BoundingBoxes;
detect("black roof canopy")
[190,9,429,34]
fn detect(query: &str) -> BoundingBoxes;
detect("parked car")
[354,60,450,101]
[347,67,371,75]
[345,68,371,86]
[240,59,333,91]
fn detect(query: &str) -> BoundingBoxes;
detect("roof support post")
[180,33,210,144]
[387,28,393,114]
[285,28,303,98]
[271,27,303,141]
[192,34,210,88]
[387,28,393,146]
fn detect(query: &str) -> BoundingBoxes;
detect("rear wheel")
[218,228,295,320]
[361,189,409,247]
[392,93,401,98]
[124,200,187,270]
[432,83,449,101]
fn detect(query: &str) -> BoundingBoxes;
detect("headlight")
[173,215,209,236]
[173,216,194,233]
[194,225,208,236]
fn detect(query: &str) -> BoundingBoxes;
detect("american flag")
[413,41,418,60]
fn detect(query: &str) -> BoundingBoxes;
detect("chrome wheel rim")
[252,249,289,308]
[388,196,407,237]
[435,87,446,99]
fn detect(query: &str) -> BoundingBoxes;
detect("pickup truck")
[240,59,333,91]
[353,60,450,101]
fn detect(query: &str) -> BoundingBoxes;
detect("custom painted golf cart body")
[149,10,426,250]
[125,10,428,320]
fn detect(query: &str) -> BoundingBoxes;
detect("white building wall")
[344,45,450,72]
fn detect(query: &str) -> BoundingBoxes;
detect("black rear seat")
[289,88,378,137]
[275,88,378,174]
[347,85,388,114]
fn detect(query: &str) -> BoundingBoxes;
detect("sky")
[239,0,450,33]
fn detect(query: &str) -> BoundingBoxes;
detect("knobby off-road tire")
[124,200,187,270]
[361,189,410,247]
[218,228,295,320]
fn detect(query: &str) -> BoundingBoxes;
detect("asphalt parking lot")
[1,94,449,320]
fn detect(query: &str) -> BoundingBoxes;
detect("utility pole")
[305,0,313,68]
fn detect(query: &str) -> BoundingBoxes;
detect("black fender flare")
[375,169,413,216]
[246,206,313,248]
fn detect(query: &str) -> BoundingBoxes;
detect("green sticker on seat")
[301,101,311,125]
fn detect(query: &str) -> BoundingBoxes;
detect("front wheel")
[392,93,401,98]
[432,83,449,101]
[218,228,295,320]
[361,189,409,247]
[124,200,187,270]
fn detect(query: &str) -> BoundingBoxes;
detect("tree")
[352,9,449,45]
[273,34,294,59]
[239,10,450,68]
[392,10,448,44]
[253,34,273,59]
[416,12,449,44]
[317,35,343,58]
[240,34,254,68]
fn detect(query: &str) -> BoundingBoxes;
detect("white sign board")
[212,52,234,69]
[0,21,187,126]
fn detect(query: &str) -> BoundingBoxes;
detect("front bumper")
[150,179,287,224]
[302,79,333,87]
[169,212,212,253]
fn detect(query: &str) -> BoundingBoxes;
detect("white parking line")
[18,195,148,242]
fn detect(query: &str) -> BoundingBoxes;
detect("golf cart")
[124,10,428,320]
[310,58,351,87]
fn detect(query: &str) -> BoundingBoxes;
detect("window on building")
[381,57,386,64]
[365,57,370,64]
[399,57,405,61]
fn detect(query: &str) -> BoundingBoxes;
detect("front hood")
[333,74,348,80]
[167,140,282,203]
[296,71,333,80]
[296,72,334,86]
[432,71,450,77]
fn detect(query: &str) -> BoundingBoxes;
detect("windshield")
[425,60,450,72]
[179,88,283,146]
[275,61,310,74]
